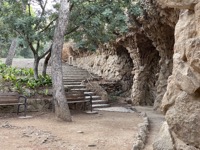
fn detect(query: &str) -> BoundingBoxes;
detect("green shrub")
[0,62,52,93]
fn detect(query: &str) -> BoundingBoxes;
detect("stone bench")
[0,92,27,116]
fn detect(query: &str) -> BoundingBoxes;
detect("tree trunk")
[33,55,40,79]
[5,38,18,66]
[51,0,71,121]
[42,51,51,76]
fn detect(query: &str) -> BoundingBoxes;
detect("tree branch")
[39,17,58,33]
[28,3,31,16]
[36,40,40,52]
[39,44,52,59]
[70,2,74,11]
[65,26,79,35]
[34,0,48,30]
[65,11,96,36]
[28,40,37,55]
[14,29,37,55]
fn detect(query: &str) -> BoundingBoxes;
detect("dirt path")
[0,110,142,150]
[135,106,165,150]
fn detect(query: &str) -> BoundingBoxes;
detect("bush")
[0,61,52,94]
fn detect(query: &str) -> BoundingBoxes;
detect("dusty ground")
[0,111,142,150]
[0,58,144,150]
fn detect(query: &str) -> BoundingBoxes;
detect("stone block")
[153,122,174,150]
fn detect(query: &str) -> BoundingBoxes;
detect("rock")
[132,115,149,150]
[172,132,199,150]
[88,144,96,147]
[195,3,200,36]
[76,51,133,93]
[161,2,200,149]
[186,39,200,74]
[165,92,200,148]
[77,131,84,134]
[158,0,199,9]
[26,98,52,112]
[153,122,174,150]
[174,62,200,94]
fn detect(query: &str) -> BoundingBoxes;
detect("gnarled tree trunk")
[5,38,18,66]
[51,0,71,121]
[42,51,51,76]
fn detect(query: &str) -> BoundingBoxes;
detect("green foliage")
[65,0,130,50]
[128,1,143,17]
[0,0,56,56]
[0,15,13,57]
[0,0,143,56]
[0,62,52,93]
[0,0,58,78]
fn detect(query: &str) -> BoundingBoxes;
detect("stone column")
[123,33,159,106]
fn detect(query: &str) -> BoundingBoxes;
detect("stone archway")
[119,32,160,106]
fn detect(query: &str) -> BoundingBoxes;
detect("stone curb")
[132,112,149,150]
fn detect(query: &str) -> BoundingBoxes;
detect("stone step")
[63,77,88,80]
[63,71,87,73]
[92,104,111,108]
[63,75,88,77]
[92,100,108,104]
[63,78,84,80]
[63,73,89,76]
[64,85,86,89]
[63,79,84,82]
[63,71,88,73]
[63,82,82,85]
[63,70,86,73]
[70,88,89,92]
[62,68,86,71]
[85,95,101,100]
[63,74,89,77]
[63,77,87,80]
[84,92,95,95]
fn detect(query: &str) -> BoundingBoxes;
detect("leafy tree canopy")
[66,0,130,50]
[1,0,56,50]
[0,0,143,53]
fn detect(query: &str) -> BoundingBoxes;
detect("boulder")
[161,3,200,148]
[153,122,174,150]
[158,0,199,9]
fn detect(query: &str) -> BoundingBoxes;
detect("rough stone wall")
[76,47,133,92]
[157,0,200,149]
[134,0,179,110]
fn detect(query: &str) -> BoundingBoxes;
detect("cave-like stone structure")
[117,32,159,106]
[135,0,178,109]
[117,0,178,107]
[76,0,178,108]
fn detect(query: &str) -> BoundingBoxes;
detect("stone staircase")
[62,64,111,109]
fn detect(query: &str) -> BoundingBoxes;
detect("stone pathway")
[135,106,165,150]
